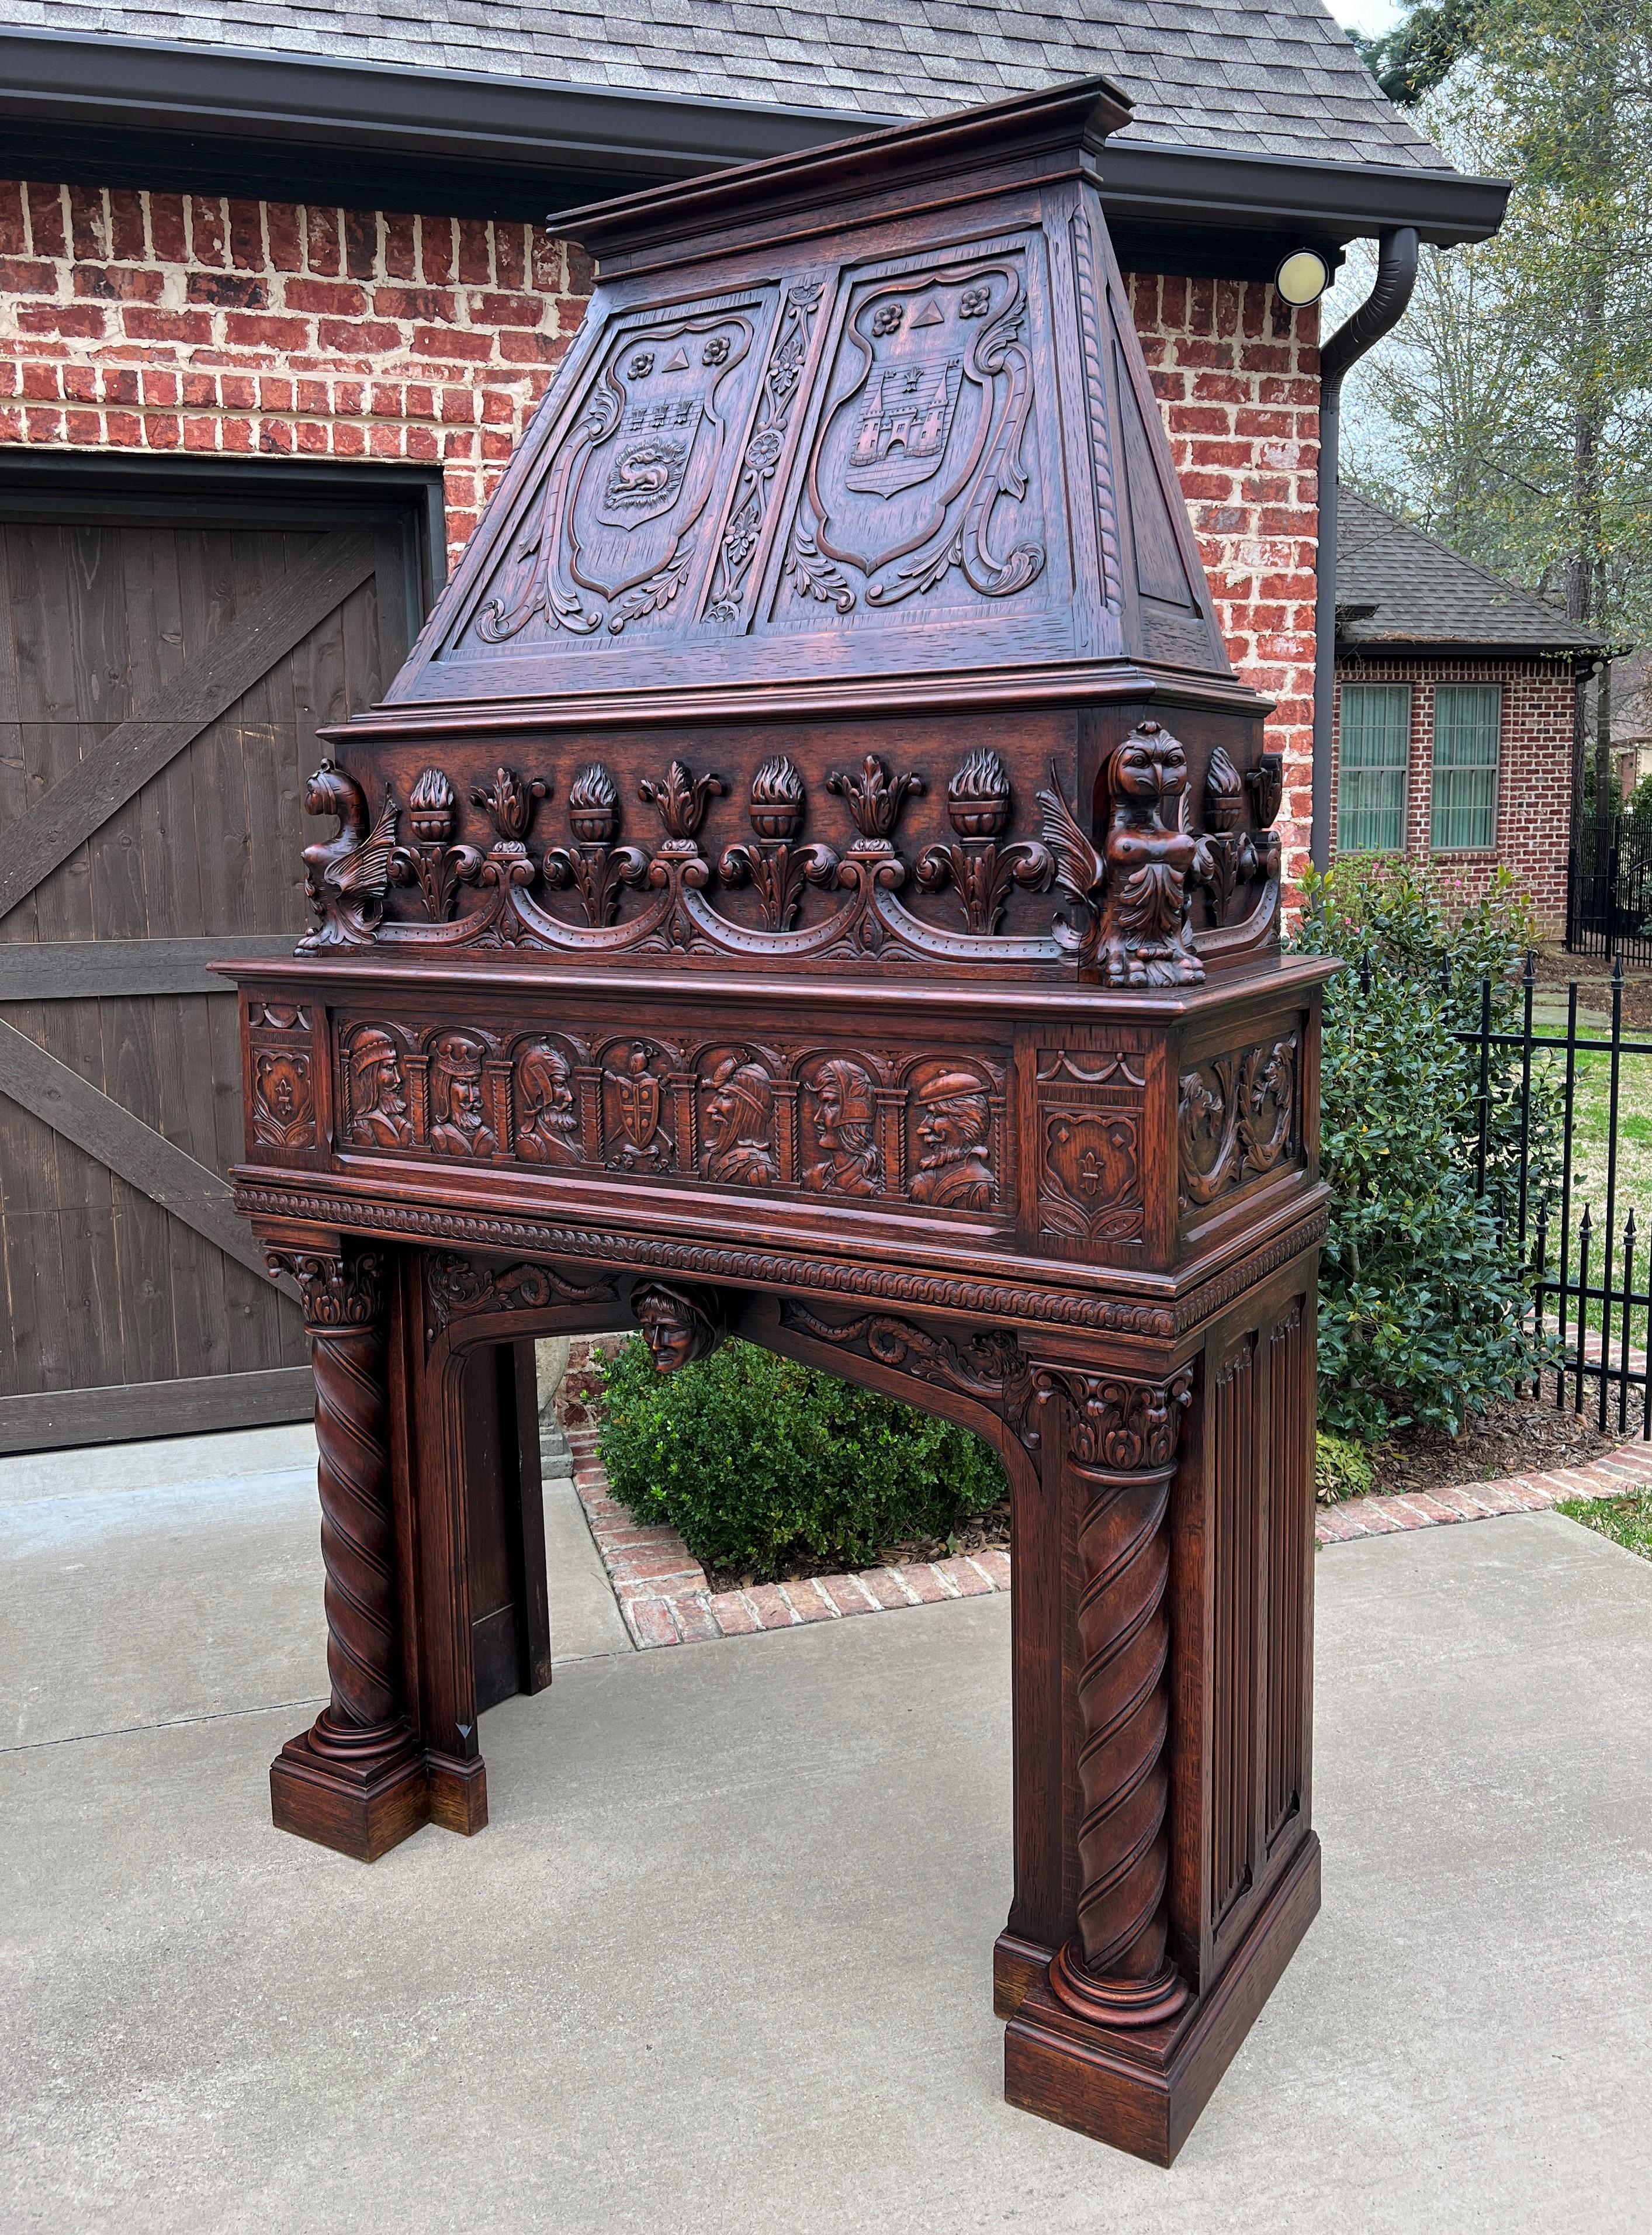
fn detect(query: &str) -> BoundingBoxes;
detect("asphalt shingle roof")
[14,1,1455,169]
[1337,491,1606,653]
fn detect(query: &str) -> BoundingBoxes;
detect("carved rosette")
[267,1247,407,1759]
[1035,1364,1195,2028]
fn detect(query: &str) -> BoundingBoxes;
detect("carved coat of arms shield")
[790,261,1045,611]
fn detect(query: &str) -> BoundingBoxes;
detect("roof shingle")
[10,0,1456,170]
[1337,492,1606,653]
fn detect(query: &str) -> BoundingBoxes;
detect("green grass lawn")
[1554,1486,1652,1559]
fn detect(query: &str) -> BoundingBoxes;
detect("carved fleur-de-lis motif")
[915,748,1052,935]
[826,754,924,846]
[719,756,838,932]
[470,767,549,848]
[638,760,725,843]
[542,762,650,926]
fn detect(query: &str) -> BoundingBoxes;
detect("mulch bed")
[1365,1387,1644,1498]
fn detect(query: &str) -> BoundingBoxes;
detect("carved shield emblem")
[789,259,1045,610]
[615,1063,661,1148]
[1041,1110,1142,1241]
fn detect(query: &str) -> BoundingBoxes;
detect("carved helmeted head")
[519,1044,575,1129]
[1105,722,1189,812]
[704,1052,773,1151]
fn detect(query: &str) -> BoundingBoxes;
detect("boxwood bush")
[597,1334,1004,1579]
[1294,859,1556,1442]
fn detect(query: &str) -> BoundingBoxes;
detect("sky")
[1328,0,1404,33]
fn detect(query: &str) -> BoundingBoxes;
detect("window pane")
[1338,684,1409,852]
[1431,684,1500,851]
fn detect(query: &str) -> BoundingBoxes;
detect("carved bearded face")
[352,1033,406,1120]
[915,1081,989,1165]
[522,1047,574,1127]
[704,1056,770,1149]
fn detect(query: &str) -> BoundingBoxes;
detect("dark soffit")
[0,26,1509,255]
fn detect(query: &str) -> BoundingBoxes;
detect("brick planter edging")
[566,1426,1650,1651]
[566,1427,1009,1649]
[1311,1442,1648,1541]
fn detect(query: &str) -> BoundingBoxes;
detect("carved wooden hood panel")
[389,78,1236,711]
[304,79,1285,985]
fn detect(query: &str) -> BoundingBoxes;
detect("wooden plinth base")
[1003,1833,1321,2166]
[269,1730,490,1862]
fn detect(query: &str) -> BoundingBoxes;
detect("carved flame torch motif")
[390,767,485,922]
[719,756,839,931]
[916,746,1052,935]
[542,763,650,925]
[1035,1364,1196,2029]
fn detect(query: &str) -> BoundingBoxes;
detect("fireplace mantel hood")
[379,77,1255,721]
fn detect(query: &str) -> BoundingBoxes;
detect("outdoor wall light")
[1275,248,1332,306]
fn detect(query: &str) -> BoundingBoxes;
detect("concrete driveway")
[2,1427,1649,2234]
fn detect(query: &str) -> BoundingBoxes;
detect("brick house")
[0,5,1503,1443]
[1333,492,1607,928]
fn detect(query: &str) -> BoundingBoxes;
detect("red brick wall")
[1331,653,1577,928]
[0,180,590,563]
[0,182,1320,878]
[1126,273,1320,898]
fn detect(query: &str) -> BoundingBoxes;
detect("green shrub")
[1293,858,1556,1442]
[1314,1430,1374,1504]
[596,1335,1005,1578]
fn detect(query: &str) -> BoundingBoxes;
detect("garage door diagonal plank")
[0,1015,282,1286]
[0,531,378,924]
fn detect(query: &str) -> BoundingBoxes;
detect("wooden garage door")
[0,479,429,1452]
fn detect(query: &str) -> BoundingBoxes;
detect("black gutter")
[0,28,1511,251]
[0,28,892,206]
[1310,229,1421,872]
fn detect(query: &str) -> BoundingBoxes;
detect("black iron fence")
[1566,826,1652,967]
[1360,950,1651,1439]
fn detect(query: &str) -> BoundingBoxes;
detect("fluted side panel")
[1266,1305,1309,1847]
[1210,1336,1258,1926]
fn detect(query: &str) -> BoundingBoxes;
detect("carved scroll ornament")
[1179,1034,1299,1209]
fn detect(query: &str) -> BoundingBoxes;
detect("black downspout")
[1310,227,1420,870]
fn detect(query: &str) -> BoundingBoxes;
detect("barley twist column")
[269,1246,408,1761]
[1039,1365,1194,2029]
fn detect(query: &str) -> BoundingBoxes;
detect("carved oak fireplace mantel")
[224,76,1333,2165]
